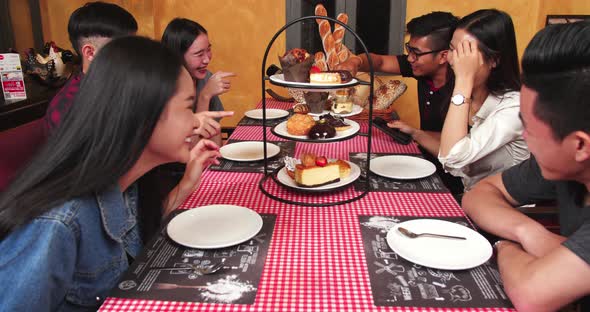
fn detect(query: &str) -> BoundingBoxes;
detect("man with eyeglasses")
[338,11,462,195]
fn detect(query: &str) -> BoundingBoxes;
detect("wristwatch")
[451,94,471,106]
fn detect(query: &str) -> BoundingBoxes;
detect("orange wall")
[38,0,155,47]
[15,1,590,127]
[151,0,287,126]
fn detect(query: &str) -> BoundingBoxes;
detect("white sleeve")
[438,94,523,171]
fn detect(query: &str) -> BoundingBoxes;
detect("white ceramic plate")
[244,108,290,120]
[167,205,263,249]
[269,74,359,91]
[386,219,492,270]
[275,160,361,191]
[370,155,436,180]
[220,141,280,162]
[272,118,360,142]
[308,104,363,118]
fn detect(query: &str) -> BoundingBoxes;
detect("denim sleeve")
[0,218,77,312]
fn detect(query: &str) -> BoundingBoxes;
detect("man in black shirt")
[338,11,462,194]
[462,22,590,311]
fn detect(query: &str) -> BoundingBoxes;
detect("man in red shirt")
[44,1,138,131]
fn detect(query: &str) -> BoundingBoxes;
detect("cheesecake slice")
[294,163,340,187]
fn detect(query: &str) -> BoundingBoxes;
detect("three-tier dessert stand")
[258,15,375,206]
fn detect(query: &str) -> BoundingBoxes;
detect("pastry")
[285,155,350,187]
[319,114,351,131]
[333,13,348,53]
[310,72,341,84]
[293,103,310,114]
[315,5,337,70]
[335,159,351,178]
[295,163,340,187]
[301,152,317,167]
[332,89,354,114]
[286,113,316,136]
[314,51,328,72]
[314,4,353,69]
[303,91,328,114]
[310,70,353,84]
[279,48,313,82]
[308,120,336,139]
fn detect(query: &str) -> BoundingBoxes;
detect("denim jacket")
[0,184,143,311]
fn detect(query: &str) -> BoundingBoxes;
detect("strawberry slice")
[310,65,321,74]
[315,156,328,167]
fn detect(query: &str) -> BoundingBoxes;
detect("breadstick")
[314,52,328,72]
[327,51,339,70]
[337,45,351,63]
[333,13,348,53]
[318,20,331,41]
[315,4,327,25]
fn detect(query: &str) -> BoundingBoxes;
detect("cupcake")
[279,48,314,83]
[303,91,329,114]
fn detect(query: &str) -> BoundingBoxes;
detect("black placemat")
[110,211,276,305]
[210,140,295,173]
[358,215,513,308]
[350,152,448,193]
[237,109,292,126]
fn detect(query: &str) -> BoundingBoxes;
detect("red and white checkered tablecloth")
[100,99,514,312]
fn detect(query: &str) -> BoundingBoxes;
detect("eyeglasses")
[405,43,446,59]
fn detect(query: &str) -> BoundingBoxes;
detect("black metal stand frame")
[258,15,375,206]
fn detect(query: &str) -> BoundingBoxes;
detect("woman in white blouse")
[439,9,529,191]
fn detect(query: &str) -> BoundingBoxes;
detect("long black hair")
[457,9,521,95]
[0,36,183,240]
[161,18,208,58]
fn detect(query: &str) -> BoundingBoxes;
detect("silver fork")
[398,227,466,240]
[152,258,226,275]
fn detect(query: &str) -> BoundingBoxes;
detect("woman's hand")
[387,120,417,136]
[183,139,221,188]
[200,71,236,99]
[163,139,220,217]
[448,40,483,84]
[193,111,234,139]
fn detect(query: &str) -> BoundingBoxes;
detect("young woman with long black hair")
[161,18,235,146]
[0,36,220,311]
[439,9,530,191]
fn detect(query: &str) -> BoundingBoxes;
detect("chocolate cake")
[308,120,336,139]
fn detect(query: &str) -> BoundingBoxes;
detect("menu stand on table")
[258,15,375,206]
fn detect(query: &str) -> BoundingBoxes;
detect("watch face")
[451,94,465,105]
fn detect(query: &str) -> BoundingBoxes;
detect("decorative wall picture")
[546,15,590,26]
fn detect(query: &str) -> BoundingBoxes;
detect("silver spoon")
[398,227,466,240]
